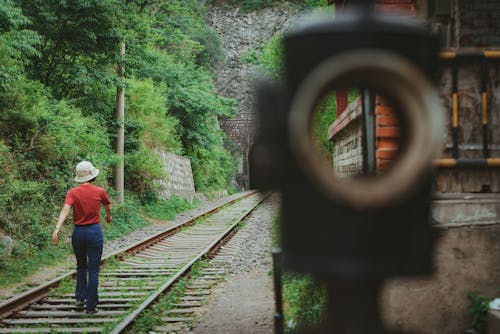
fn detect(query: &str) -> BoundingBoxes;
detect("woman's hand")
[104,204,112,224]
[52,228,60,244]
[52,204,70,245]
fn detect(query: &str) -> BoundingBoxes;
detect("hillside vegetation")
[0,0,238,284]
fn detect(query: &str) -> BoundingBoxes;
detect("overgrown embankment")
[0,0,236,285]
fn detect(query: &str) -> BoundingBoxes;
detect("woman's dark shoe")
[85,308,99,315]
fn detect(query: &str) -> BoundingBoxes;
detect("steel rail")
[109,192,268,333]
[0,190,256,320]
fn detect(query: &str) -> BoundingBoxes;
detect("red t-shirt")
[65,184,111,225]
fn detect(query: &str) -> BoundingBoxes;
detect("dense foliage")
[0,0,237,282]
[206,0,332,12]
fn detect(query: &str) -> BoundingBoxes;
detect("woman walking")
[52,161,112,314]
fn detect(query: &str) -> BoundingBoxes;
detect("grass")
[127,260,210,333]
[144,195,198,221]
[271,214,326,333]
[127,277,188,333]
[0,242,72,288]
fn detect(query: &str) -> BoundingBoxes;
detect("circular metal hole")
[310,89,405,180]
[288,49,443,210]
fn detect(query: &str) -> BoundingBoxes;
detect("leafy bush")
[272,216,325,332]
[126,78,182,153]
[467,290,492,334]
[102,195,150,241]
[283,273,326,332]
[0,0,241,288]
[124,78,183,200]
[0,75,113,239]
[206,0,330,12]
[262,35,285,80]
[312,94,337,161]
[125,146,166,202]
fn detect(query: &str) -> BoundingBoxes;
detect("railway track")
[0,191,265,333]
[147,202,272,334]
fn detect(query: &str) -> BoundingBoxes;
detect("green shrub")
[123,77,185,200]
[262,35,285,80]
[272,216,325,332]
[126,78,182,153]
[467,290,492,334]
[102,195,150,241]
[283,272,326,332]
[312,94,337,161]
[0,0,241,289]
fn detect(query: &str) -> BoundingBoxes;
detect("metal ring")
[288,49,443,210]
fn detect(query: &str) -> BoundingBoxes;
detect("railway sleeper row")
[146,212,257,333]
[0,192,264,334]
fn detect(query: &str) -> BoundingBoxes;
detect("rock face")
[206,5,299,188]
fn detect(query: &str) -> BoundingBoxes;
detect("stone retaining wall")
[156,151,196,202]
[329,97,363,177]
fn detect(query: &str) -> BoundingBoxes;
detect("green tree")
[18,0,121,101]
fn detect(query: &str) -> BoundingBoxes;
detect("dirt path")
[189,193,280,334]
[192,268,274,334]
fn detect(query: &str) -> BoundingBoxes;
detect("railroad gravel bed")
[189,192,281,334]
[102,192,246,256]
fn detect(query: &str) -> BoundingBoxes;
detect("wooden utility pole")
[114,41,125,203]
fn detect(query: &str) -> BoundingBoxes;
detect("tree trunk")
[114,41,125,203]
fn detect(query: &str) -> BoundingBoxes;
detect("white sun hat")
[75,161,100,183]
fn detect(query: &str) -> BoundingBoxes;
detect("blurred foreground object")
[250,5,444,334]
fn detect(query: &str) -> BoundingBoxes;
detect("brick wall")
[375,0,416,15]
[156,150,196,202]
[375,97,400,173]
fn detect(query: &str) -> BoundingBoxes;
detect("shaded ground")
[192,268,274,334]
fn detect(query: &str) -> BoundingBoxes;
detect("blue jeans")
[71,224,103,311]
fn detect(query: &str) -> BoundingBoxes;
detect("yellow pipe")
[434,158,500,167]
[488,158,500,166]
[484,50,500,59]
[482,92,488,125]
[434,158,457,167]
[439,49,500,59]
[452,93,458,127]
[439,50,456,59]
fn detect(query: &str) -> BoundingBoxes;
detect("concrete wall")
[458,0,500,47]
[156,151,196,202]
[380,6,500,330]
[435,59,500,192]
[381,224,500,334]
[381,53,500,334]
